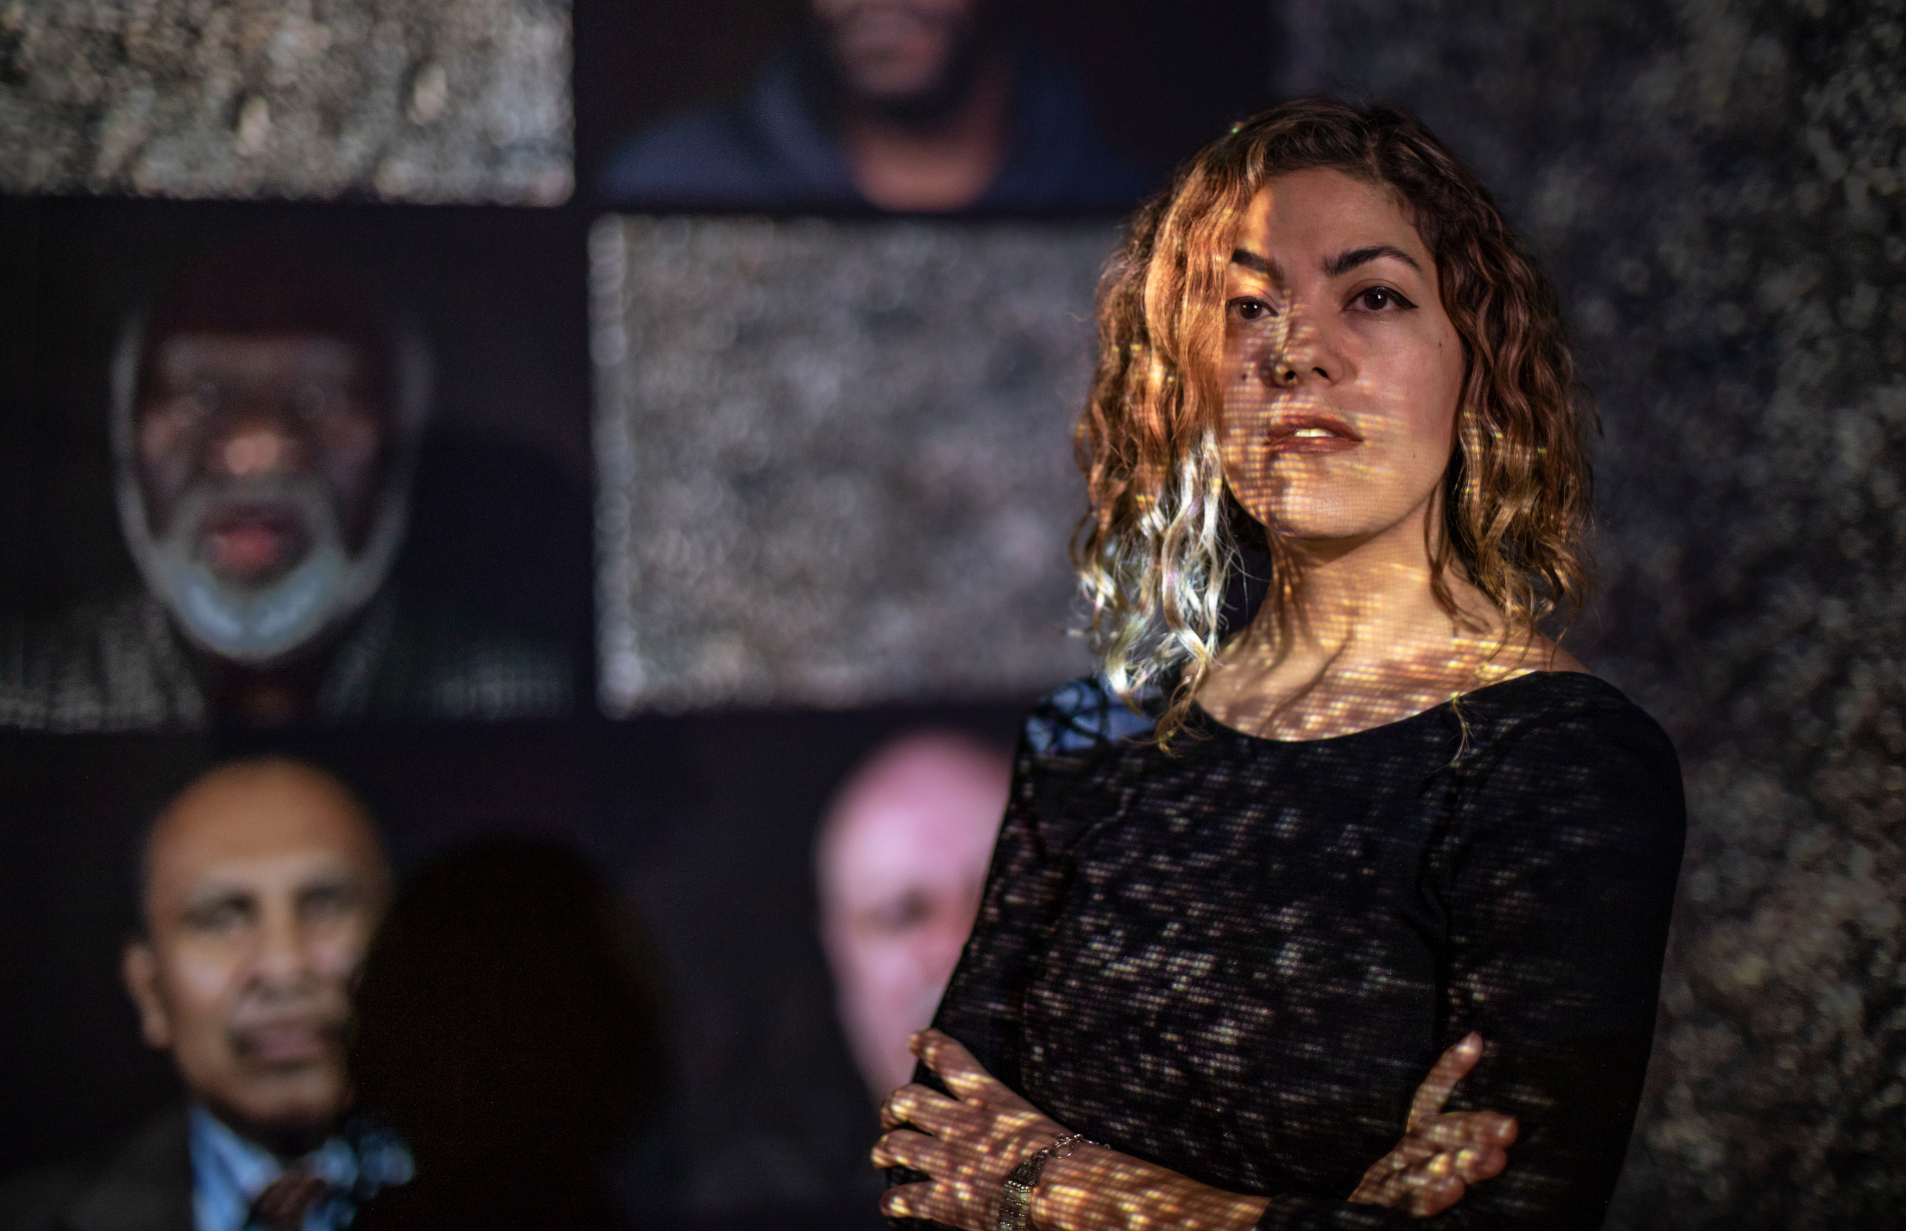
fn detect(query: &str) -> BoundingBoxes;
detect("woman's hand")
[1349,1033,1518,1217]
[872,1030,1267,1231]
[872,1029,1070,1229]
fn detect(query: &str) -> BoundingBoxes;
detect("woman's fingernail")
[1462,1032,1481,1049]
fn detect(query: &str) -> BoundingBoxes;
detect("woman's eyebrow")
[1324,244,1423,277]
[1229,247,1280,279]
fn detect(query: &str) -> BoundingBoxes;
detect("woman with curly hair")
[872,98,1685,1229]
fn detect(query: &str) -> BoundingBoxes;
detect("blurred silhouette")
[0,245,571,730]
[350,842,665,1231]
[599,0,1147,212]
[0,757,412,1231]
[816,731,1010,1100]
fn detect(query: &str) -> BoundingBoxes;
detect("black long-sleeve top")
[908,671,1684,1229]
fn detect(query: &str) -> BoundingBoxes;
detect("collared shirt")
[187,1106,413,1231]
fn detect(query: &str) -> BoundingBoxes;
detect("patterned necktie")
[248,1166,331,1231]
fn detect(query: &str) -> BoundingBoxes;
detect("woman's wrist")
[1029,1142,1269,1231]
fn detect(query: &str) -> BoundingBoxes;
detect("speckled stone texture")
[589,216,1104,714]
[0,0,570,202]
[1309,1,1906,1224]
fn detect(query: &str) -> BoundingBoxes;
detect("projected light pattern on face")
[1218,170,1464,549]
[1193,169,1570,744]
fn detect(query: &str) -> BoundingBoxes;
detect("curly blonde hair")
[1073,98,1594,742]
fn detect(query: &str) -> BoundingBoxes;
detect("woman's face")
[1219,168,1465,553]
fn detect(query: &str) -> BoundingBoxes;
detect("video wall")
[0,2,1273,1229]
[4,0,1904,1227]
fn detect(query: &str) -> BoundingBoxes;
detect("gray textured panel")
[0,0,570,202]
[591,216,1106,713]
[1315,2,1906,1224]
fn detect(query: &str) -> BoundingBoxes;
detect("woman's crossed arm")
[874,1029,1516,1231]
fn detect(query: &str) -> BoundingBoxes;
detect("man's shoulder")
[598,103,812,207]
[597,50,856,208]
[322,588,575,721]
[0,588,205,732]
[0,1110,193,1231]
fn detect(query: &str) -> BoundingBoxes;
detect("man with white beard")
[0,246,571,728]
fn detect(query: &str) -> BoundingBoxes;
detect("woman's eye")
[1353,287,1414,312]
[1228,297,1274,322]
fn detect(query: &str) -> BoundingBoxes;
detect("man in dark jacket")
[0,759,409,1231]
[600,0,1149,212]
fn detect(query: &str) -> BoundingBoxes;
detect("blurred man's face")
[811,0,987,107]
[138,333,386,572]
[817,735,1008,1098]
[128,332,394,664]
[123,762,390,1153]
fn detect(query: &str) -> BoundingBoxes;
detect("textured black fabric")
[907,671,1684,1230]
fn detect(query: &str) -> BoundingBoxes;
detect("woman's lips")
[1267,416,1363,455]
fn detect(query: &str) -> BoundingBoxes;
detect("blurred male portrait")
[600,0,1148,212]
[0,758,411,1231]
[815,730,1011,1098]
[0,245,571,729]
[122,251,415,701]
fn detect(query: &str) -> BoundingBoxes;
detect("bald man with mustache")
[0,759,412,1231]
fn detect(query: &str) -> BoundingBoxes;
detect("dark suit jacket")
[0,1109,193,1231]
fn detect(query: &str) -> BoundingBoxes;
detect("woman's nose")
[1265,307,1335,388]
